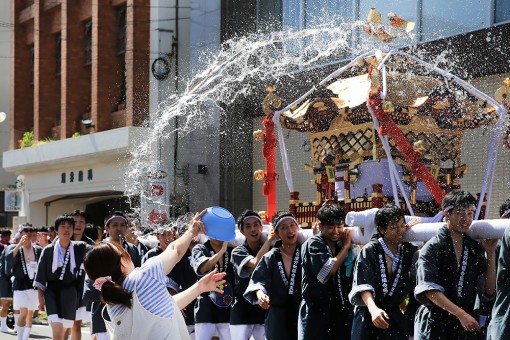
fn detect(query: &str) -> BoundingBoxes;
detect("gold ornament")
[254,170,265,181]
[253,129,264,141]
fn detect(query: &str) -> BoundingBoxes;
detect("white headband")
[241,216,264,229]
[502,209,510,218]
[105,215,128,226]
[443,204,476,213]
[273,216,298,231]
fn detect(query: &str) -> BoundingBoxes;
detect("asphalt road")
[0,325,92,339]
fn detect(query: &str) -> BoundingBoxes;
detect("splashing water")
[124,18,506,231]
[126,21,414,198]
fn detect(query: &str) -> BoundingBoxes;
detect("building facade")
[3,0,150,227]
[0,1,18,229]
[148,0,258,217]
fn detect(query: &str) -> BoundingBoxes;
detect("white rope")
[384,137,415,215]
[381,63,387,100]
[385,136,401,203]
[273,116,294,193]
[366,96,414,214]
[478,106,506,218]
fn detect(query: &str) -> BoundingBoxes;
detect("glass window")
[84,20,92,65]
[257,0,282,33]
[358,0,418,47]
[495,0,510,23]
[283,0,301,31]
[306,0,354,28]
[116,5,127,54]
[55,33,61,75]
[281,0,302,56]
[421,0,489,41]
[302,0,355,63]
[358,0,417,24]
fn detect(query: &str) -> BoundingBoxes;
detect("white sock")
[22,326,30,340]
[16,326,24,340]
[14,314,19,325]
[0,316,7,330]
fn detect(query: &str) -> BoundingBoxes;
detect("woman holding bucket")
[82,210,226,340]
[191,206,237,340]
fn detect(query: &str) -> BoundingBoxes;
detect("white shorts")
[75,306,91,322]
[187,325,195,340]
[230,324,265,340]
[47,314,74,329]
[13,289,38,311]
[195,323,231,340]
[94,332,109,340]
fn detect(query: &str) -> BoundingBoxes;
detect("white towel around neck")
[52,240,76,275]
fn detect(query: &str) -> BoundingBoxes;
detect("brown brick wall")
[61,0,92,139]
[10,0,150,148]
[92,0,120,131]
[34,1,60,141]
[11,0,33,148]
[126,0,149,126]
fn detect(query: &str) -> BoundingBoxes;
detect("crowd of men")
[0,189,509,340]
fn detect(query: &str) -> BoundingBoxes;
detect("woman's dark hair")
[83,242,132,308]
[442,190,476,212]
[317,204,346,226]
[54,215,75,231]
[84,224,99,241]
[237,210,262,230]
[0,229,12,236]
[375,204,405,232]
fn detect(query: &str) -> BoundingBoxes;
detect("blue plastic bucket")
[201,206,236,242]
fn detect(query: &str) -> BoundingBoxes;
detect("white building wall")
[3,127,147,226]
